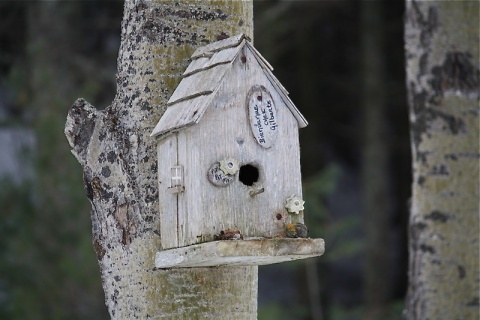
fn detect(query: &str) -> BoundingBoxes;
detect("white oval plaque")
[247,85,278,148]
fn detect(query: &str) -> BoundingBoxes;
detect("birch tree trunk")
[404,1,479,319]
[65,1,255,318]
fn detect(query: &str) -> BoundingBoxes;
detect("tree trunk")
[360,2,390,319]
[404,1,479,319]
[65,1,255,318]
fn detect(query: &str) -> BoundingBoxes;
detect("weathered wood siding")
[158,45,304,248]
[157,134,179,249]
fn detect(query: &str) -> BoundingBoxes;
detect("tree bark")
[65,1,255,318]
[404,1,479,319]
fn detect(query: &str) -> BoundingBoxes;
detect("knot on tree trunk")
[65,98,100,166]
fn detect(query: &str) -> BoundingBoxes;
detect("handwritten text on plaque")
[247,85,278,148]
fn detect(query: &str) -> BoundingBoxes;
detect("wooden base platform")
[155,238,325,268]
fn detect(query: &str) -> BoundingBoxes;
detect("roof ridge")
[190,33,247,59]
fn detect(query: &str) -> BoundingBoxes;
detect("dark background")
[0,1,410,319]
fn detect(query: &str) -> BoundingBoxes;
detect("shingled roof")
[151,34,307,138]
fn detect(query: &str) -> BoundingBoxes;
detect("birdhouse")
[151,34,324,268]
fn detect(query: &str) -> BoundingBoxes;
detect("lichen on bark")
[65,1,256,318]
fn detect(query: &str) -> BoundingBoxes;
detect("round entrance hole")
[239,164,259,186]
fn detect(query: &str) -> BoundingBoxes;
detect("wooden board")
[190,33,245,59]
[155,238,325,268]
[167,63,230,105]
[150,95,212,137]
[157,134,179,249]
[183,44,242,77]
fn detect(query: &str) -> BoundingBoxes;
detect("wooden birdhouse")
[151,34,324,268]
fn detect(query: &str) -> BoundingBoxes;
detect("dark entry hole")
[239,164,259,186]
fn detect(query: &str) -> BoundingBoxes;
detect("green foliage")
[258,302,308,320]
[303,164,365,262]
[329,300,405,320]
[0,174,107,319]
[0,180,37,319]
[303,163,342,236]
[0,2,121,319]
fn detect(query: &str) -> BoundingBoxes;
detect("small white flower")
[285,195,305,214]
[219,158,239,175]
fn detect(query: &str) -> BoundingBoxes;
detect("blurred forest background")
[0,1,410,319]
